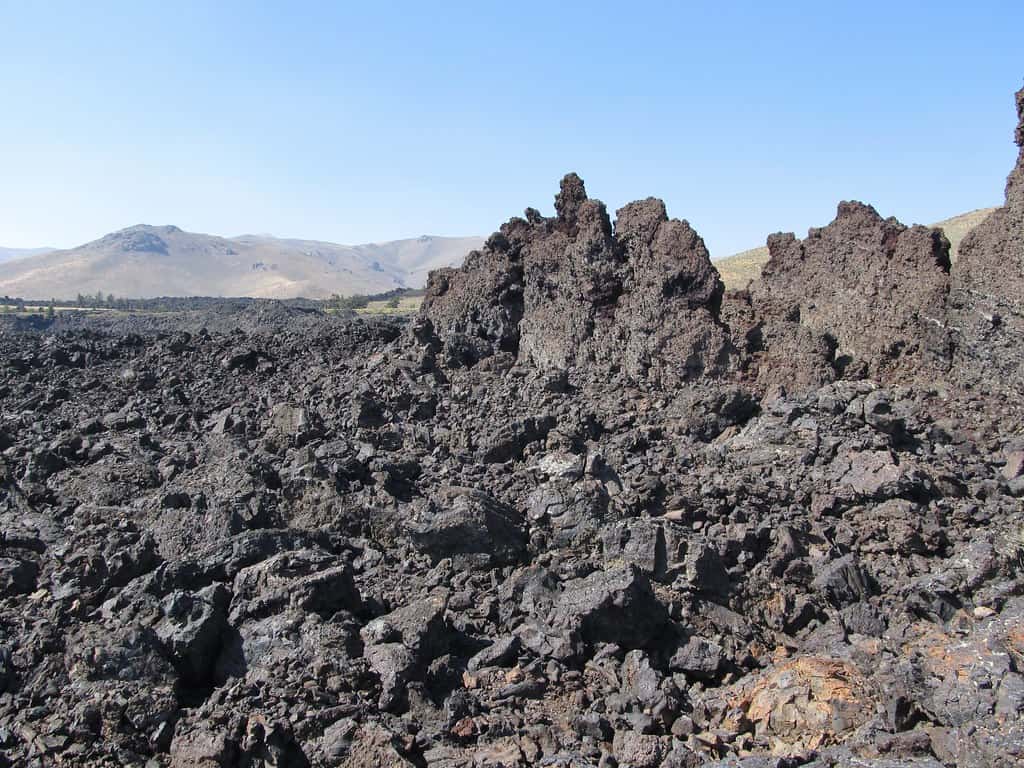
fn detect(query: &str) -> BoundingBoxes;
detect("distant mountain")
[713,207,997,290]
[0,246,54,263]
[0,226,483,300]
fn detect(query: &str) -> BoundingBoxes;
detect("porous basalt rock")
[950,84,1024,393]
[738,201,952,392]
[422,173,731,385]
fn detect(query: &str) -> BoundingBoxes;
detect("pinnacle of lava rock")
[421,173,732,386]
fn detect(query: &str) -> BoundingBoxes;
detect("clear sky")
[1,1,1021,257]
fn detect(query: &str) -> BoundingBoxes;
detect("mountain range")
[0,226,484,300]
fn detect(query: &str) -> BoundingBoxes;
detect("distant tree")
[387,296,401,309]
[45,302,55,319]
[336,294,370,311]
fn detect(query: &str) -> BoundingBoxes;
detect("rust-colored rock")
[719,657,876,753]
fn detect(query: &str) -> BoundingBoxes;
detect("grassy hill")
[713,207,997,290]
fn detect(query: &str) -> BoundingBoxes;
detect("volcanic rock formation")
[422,174,732,385]
[951,84,1024,390]
[424,177,963,397]
[726,202,953,394]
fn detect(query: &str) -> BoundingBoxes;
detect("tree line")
[0,293,137,316]
[324,288,426,312]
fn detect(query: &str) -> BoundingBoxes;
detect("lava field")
[1,86,1024,768]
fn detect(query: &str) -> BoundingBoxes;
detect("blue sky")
[0,1,1021,257]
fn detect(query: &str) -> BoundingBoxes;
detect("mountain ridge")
[0,225,484,300]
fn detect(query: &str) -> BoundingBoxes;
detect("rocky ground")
[1,86,1023,768]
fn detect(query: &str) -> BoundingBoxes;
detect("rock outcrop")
[950,84,1024,391]
[422,173,731,385]
[730,201,952,393]
[425,176,965,397]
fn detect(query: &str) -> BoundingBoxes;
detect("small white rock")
[535,452,584,480]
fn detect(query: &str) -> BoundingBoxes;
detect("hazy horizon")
[1,1,1021,256]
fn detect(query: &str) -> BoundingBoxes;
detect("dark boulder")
[405,487,527,567]
[0,557,38,595]
[360,592,450,711]
[229,549,362,623]
[670,635,724,680]
[154,583,231,686]
[551,565,667,649]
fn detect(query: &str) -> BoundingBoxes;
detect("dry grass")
[0,305,100,315]
[355,295,424,316]
[934,208,996,262]
[714,245,770,291]
[712,207,997,291]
